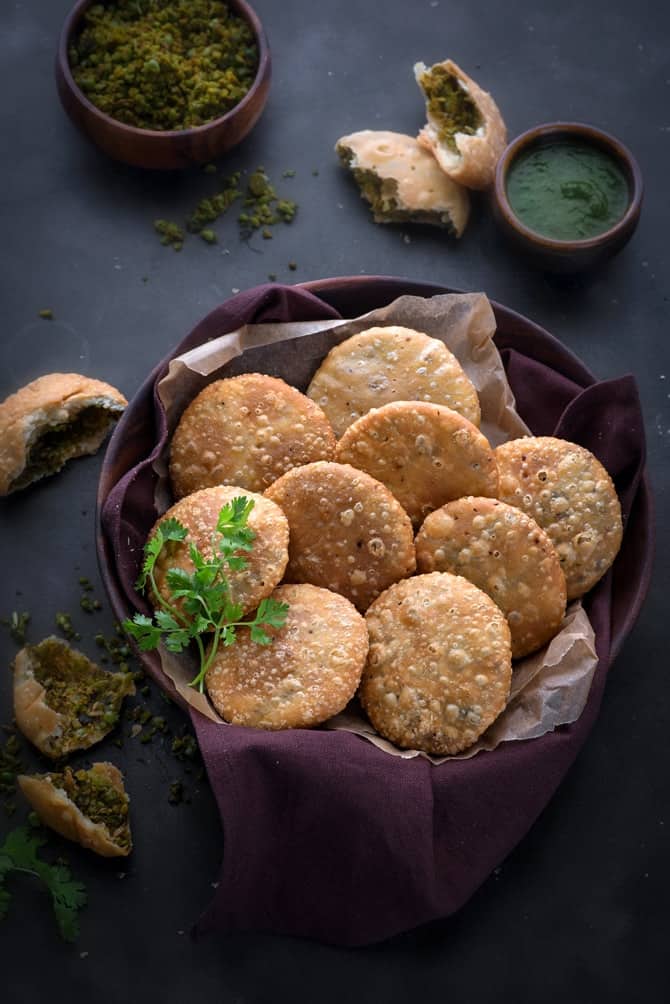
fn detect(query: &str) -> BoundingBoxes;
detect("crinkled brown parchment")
[153,293,598,762]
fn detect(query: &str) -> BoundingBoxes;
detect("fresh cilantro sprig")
[0,825,87,942]
[123,497,289,692]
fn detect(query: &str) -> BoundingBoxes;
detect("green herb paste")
[506,139,630,241]
[69,0,259,131]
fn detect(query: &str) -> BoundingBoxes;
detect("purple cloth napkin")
[100,284,648,946]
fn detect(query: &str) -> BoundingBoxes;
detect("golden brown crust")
[415,497,567,658]
[335,401,498,527]
[335,129,470,235]
[169,373,336,499]
[205,584,369,729]
[18,764,131,858]
[360,572,512,755]
[12,637,135,759]
[150,485,289,618]
[0,372,127,495]
[414,59,507,190]
[13,665,64,758]
[306,325,481,439]
[264,461,416,611]
[494,436,623,600]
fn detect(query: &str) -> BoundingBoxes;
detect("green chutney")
[506,139,629,241]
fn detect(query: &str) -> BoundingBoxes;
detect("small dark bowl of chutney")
[492,122,643,273]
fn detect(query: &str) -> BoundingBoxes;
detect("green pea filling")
[11,405,120,492]
[51,767,131,851]
[338,147,456,233]
[69,0,259,131]
[27,638,134,755]
[420,66,482,152]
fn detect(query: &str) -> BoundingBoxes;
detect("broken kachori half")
[414,59,507,190]
[169,373,336,498]
[13,636,135,759]
[336,129,470,234]
[148,485,289,619]
[494,436,623,601]
[18,763,132,858]
[0,372,127,496]
[335,401,498,526]
[264,461,416,611]
[360,572,512,756]
[206,584,368,729]
[306,324,480,438]
[415,497,567,658]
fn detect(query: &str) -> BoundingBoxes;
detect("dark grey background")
[0,0,668,1001]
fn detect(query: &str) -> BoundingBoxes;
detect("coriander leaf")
[165,567,194,594]
[255,597,290,629]
[136,518,187,590]
[41,863,87,944]
[131,497,289,691]
[163,631,192,653]
[123,614,162,651]
[154,610,182,633]
[223,600,244,623]
[249,624,272,645]
[221,625,237,646]
[0,826,87,941]
[225,556,249,572]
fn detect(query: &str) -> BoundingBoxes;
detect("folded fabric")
[101,284,650,946]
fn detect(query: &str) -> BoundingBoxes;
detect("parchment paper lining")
[154,293,599,762]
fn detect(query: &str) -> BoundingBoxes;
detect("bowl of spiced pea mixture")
[56,0,271,170]
[493,122,643,272]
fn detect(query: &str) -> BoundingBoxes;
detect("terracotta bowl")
[55,0,271,170]
[492,122,643,273]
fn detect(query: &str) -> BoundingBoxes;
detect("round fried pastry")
[264,461,416,611]
[169,373,336,498]
[335,401,498,526]
[306,325,480,438]
[205,584,369,729]
[360,572,512,755]
[415,497,567,658]
[495,437,623,600]
[150,486,289,618]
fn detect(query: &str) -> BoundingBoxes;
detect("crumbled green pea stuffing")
[419,65,482,152]
[168,780,184,805]
[288,261,297,271]
[69,0,259,131]
[55,613,80,642]
[38,309,54,320]
[1,611,31,645]
[50,767,131,851]
[200,228,217,244]
[154,219,184,251]
[0,729,23,816]
[27,637,134,755]
[238,168,298,239]
[80,595,102,613]
[187,172,241,233]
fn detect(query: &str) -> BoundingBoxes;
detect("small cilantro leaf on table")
[0,825,87,942]
[123,497,289,692]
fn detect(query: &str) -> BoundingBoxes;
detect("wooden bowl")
[55,0,271,170]
[492,122,643,273]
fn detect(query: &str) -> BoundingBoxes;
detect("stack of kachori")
[155,323,623,755]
